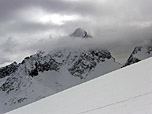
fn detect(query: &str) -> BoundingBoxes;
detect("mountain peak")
[123,39,152,67]
[71,28,92,38]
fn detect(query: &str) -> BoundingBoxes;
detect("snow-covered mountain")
[7,53,152,114]
[124,40,152,66]
[0,61,55,113]
[0,29,121,113]
[31,48,121,91]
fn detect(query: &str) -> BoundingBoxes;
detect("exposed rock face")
[21,49,118,79]
[71,28,92,38]
[68,50,112,79]
[0,62,19,79]
[21,52,61,77]
[124,41,152,67]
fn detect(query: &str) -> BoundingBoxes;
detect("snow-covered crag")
[124,40,152,66]
[28,49,121,91]
[0,29,121,113]
[71,28,92,38]
[0,62,18,79]
[0,61,55,113]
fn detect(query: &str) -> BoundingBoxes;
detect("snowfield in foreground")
[6,57,152,114]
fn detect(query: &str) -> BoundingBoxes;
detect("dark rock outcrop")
[0,62,19,79]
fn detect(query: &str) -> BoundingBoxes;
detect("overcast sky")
[0,0,152,67]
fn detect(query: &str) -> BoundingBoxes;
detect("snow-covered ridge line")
[7,57,152,114]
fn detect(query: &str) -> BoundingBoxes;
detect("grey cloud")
[0,0,152,66]
[0,37,19,53]
[4,21,58,34]
[0,57,11,65]
[0,0,95,19]
[0,57,12,67]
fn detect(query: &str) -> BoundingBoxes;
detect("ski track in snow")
[77,91,152,114]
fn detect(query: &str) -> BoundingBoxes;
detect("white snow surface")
[6,57,152,114]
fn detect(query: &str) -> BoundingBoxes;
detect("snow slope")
[7,57,152,114]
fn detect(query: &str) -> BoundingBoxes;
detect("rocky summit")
[71,28,92,38]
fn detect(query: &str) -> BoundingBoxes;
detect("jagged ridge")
[0,62,18,79]
[124,43,152,67]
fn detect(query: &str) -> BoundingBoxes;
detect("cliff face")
[0,62,18,79]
